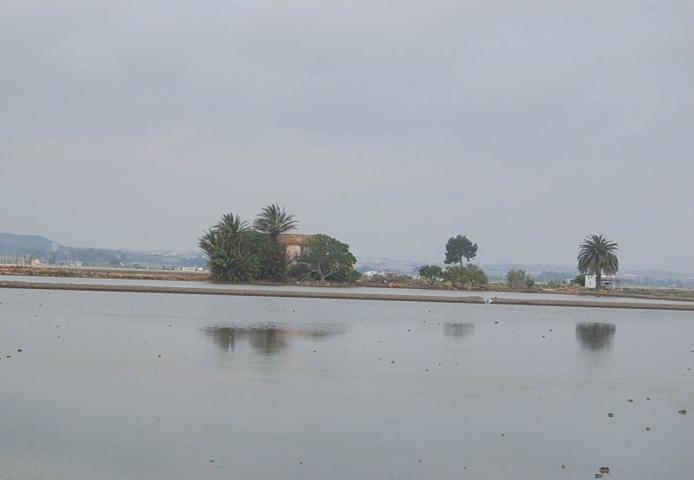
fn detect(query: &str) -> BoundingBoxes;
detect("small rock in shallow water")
[678,409,687,415]
[607,413,614,418]
[599,467,610,474]
[645,426,651,431]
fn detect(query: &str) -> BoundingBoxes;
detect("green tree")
[465,264,488,287]
[253,204,298,243]
[300,234,356,282]
[419,265,443,285]
[287,261,311,280]
[442,266,466,288]
[199,213,260,281]
[506,268,528,289]
[443,265,488,289]
[252,204,296,280]
[444,235,478,267]
[577,234,619,290]
[259,239,290,281]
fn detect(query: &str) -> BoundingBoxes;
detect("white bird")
[483,297,493,305]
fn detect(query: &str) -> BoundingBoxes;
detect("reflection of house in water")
[278,234,313,263]
[204,324,346,355]
[444,322,475,338]
[576,322,616,350]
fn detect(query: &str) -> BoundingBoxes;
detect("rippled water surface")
[1,288,693,479]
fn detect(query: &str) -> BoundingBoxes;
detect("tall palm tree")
[253,204,298,242]
[577,234,619,289]
[199,212,253,281]
[217,213,248,237]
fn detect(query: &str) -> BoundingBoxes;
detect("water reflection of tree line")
[204,324,346,355]
[444,322,474,338]
[575,322,616,350]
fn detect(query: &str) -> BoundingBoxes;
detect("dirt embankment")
[2,265,693,304]
[2,279,694,312]
[0,265,210,282]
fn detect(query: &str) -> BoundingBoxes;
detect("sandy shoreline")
[2,279,694,311]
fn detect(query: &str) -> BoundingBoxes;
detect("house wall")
[278,234,313,264]
[285,245,302,262]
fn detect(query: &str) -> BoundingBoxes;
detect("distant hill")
[0,232,204,269]
[0,232,60,254]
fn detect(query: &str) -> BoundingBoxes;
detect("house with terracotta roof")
[278,234,313,262]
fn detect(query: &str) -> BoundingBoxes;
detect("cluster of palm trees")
[199,205,297,282]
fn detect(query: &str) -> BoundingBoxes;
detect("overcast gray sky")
[1,0,692,271]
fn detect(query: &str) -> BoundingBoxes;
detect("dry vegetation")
[0,265,209,282]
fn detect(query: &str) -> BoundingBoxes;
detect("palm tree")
[199,212,254,281]
[217,213,248,237]
[577,234,619,290]
[253,204,298,242]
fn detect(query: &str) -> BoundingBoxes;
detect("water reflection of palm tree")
[204,325,345,355]
[444,322,475,338]
[248,328,289,354]
[575,322,616,350]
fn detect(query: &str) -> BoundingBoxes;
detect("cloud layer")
[1,0,692,271]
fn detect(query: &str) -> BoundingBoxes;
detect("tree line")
[419,233,619,290]
[419,235,488,288]
[201,206,620,290]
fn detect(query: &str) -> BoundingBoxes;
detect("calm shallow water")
[1,289,693,479]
